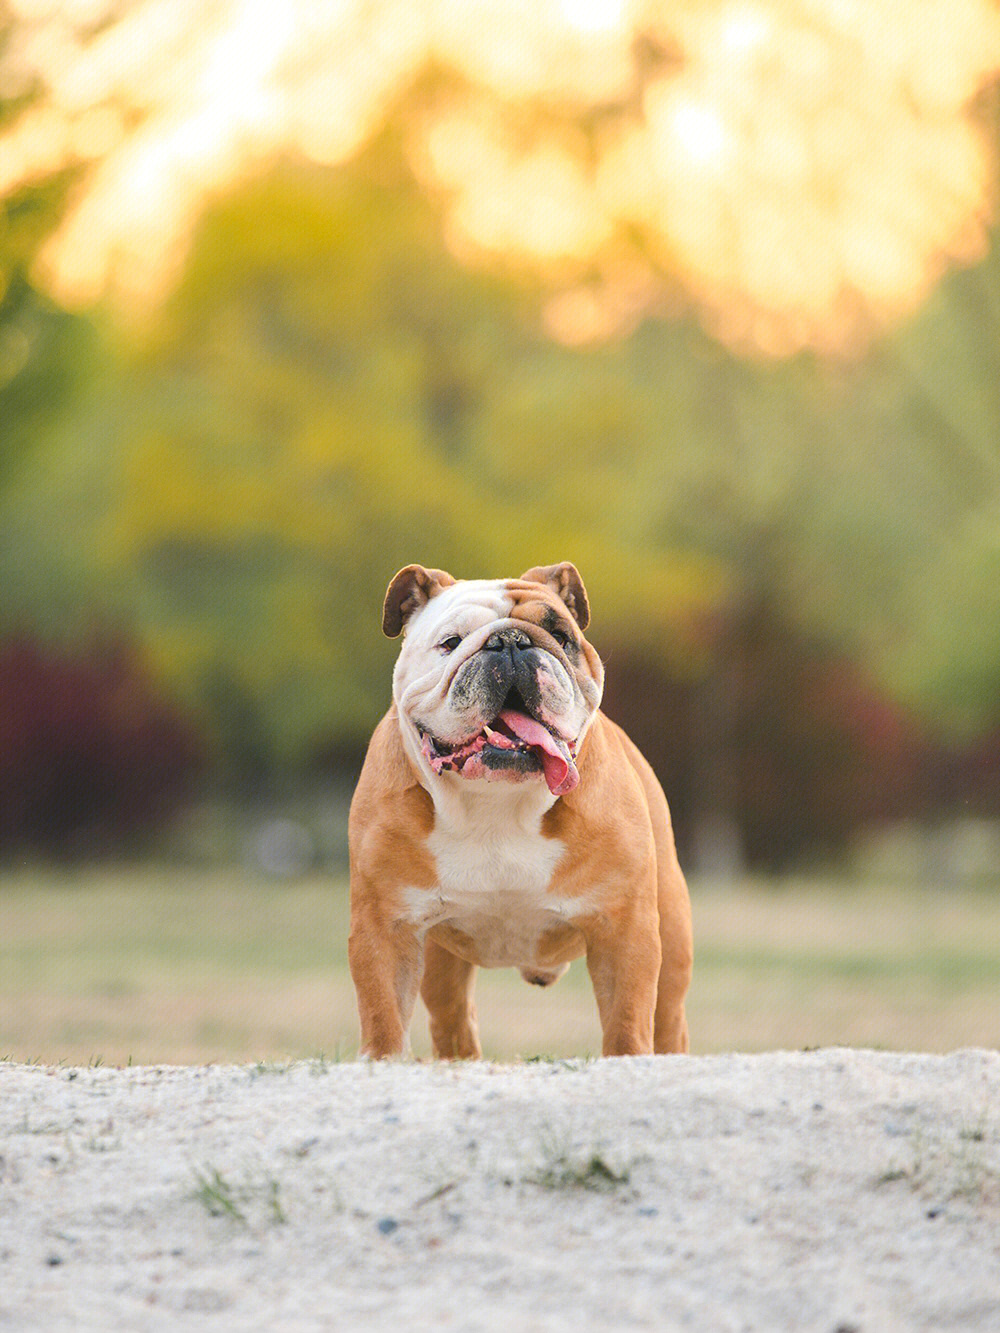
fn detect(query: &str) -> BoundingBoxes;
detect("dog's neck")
[426,772,558,840]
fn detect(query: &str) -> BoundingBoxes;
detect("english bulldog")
[348,562,692,1058]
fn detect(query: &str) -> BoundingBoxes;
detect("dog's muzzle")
[418,629,581,794]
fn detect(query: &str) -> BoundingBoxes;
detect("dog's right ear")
[382,565,457,637]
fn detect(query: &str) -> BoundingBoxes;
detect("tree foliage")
[0,169,96,491]
[0,635,203,855]
[1,155,724,772]
[1,143,999,863]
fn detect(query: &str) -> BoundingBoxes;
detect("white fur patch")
[404,580,513,650]
[400,785,594,968]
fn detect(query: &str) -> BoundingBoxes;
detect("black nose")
[484,627,533,652]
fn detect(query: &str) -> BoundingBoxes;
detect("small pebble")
[377,1217,399,1235]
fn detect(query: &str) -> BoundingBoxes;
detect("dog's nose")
[484,627,533,652]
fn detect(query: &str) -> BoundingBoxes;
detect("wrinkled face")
[393,579,604,796]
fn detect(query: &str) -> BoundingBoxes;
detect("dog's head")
[383,563,604,796]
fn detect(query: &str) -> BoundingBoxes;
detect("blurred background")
[2,0,1000,1063]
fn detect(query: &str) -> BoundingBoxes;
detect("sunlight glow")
[559,0,627,34]
[669,102,730,164]
[2,0,999,355]
[721,7,772,53]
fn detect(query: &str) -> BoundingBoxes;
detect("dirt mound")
[2,1050,998,1330]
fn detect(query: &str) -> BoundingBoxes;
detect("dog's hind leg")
[653,857,693,1054]
[421,939,482,1059]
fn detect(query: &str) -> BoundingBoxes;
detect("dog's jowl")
[348,562,693,1059]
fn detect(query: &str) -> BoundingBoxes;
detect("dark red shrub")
[0,635,205,857]
[599,655,700,862]
[727,636,925,870]
[602,603,928,874]
[939,726,1000,819]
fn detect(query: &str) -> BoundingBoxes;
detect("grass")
[524,1129,632,1192]
[874,1118,1000,1206]
[192,1167,249,1224]
[1,866,999,1064]
[191,1166,288,1226]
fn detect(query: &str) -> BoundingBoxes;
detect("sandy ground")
[2,1050,999,1332]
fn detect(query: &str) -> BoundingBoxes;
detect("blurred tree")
[1,153,723,777]
[0,169,96,493]
[873,237,1000,736]
[602,605,926,872]
[0,634,203,857]
[2,140,999,866]
[0,66,101,490]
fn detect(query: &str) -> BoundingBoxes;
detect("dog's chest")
[401,802,580,967]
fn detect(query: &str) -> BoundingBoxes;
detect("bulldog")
[348,562,692,1059]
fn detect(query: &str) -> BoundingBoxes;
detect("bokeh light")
[1,0,999,353]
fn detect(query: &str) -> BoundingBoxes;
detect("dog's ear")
[519,562,590,630]
[382,565,457,637]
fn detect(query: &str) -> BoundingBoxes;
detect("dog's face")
[383,563,604,796]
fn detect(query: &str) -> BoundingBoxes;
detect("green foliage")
[1,154,725,772]
[0,172,96,491]
[872,240,1000,733]
[2,140,999,784]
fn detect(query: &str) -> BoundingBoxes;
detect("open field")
[2,867,999,1064]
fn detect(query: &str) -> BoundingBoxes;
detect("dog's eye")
[439,635,462,654]
[551,629,571,649]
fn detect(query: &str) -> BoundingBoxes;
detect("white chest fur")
[400,785,584,967]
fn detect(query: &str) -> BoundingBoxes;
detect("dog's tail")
[519,963,570,988]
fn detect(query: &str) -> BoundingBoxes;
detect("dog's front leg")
[348,894,423,1058]
[583,886,662,1057]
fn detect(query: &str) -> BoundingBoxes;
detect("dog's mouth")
[417,693,579,796]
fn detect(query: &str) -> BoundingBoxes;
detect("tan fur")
[348,571,693,1059]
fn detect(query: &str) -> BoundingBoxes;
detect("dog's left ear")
[519,562,590,630]
[382,564,457,637]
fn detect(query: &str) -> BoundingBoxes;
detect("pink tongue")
[498,709,579,796]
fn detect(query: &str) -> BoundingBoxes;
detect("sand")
[2,1050,999,1331]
